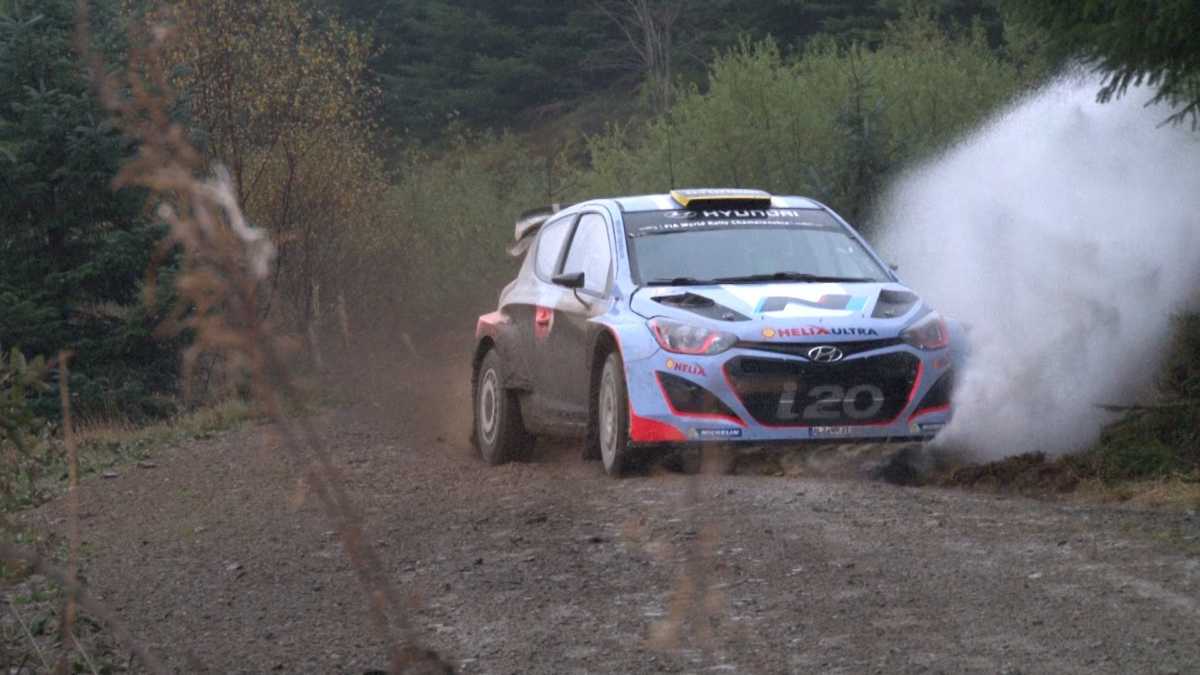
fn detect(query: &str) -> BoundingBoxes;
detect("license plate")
[811,426,855,437]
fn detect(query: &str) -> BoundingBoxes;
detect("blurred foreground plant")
[81,5,453,672]
[0,348,52,512]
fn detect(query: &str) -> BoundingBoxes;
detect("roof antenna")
[666,115,676,190]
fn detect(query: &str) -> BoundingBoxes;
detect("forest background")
[1,0,1197,506]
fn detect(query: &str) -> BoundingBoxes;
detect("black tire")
[474,349,531,465]
[583,356,603,461]
[595,351,633,477]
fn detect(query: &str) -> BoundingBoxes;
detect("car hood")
[629,282,926,340]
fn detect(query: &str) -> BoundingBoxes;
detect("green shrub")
[1161,313,1200,400]
[0,348,53,510]
[343,132,580,334]
[583,12,1026,228]
[1091,313,1200,481]
[368,10,1035,332]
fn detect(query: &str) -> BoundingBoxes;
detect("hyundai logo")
[807,345,844,363]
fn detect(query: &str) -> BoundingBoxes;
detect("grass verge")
[72,398,258,475]
[936,450,1200,510]
[934,313,1200,512]
[1,398,259,516]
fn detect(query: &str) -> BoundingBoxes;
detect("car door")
[535,211,615,422]
[506,213,577,420]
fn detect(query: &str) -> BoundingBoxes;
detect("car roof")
[612,193,824,212]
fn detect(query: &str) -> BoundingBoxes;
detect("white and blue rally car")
[472,189,958,476]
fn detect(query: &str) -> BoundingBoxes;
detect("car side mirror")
[552,271,585,289]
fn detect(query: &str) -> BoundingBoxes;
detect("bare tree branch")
[592,0,687,113]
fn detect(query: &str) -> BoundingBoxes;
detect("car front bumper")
[623,344,953,445]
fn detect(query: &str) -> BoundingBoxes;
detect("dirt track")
[22,362,1200,674]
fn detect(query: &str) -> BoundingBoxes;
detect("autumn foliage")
[157,0,389,349]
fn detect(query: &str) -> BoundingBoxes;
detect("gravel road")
[25,371,1200,674]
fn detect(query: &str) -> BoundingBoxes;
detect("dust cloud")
[878,74,1200,458]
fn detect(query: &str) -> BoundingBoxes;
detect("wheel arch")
[472,336,497,379]
[470,337,497,451]
[474,310,531,391]
[588,327,623,403]
[584,326,623,458]
[585,319,661,413]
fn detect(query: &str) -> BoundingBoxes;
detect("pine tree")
[0,0,179,419]
[1004,0,1200,125]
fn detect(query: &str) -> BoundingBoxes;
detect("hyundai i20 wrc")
[472,189,959,476]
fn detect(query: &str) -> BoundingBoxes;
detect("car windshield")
[624,208,890,285]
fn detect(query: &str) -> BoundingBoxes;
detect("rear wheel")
[474,349,531,465]
[597,351,632,477]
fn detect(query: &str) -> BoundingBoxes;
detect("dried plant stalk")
[58,351,80,674]
[0,544,168,673]
[648,445,725,655]
[72,2,454,672]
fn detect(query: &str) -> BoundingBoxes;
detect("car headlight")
[648,317,737,355]
[902,313,949,350]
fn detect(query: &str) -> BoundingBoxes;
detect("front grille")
[736,338,904,359]
[725,353,920,426]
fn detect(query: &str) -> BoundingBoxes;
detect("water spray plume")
[880,74,1200,459]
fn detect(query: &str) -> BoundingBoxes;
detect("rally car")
[472,189,958,476]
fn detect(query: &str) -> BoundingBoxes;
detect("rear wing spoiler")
[508,203,563,257]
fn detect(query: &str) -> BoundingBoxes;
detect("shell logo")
[761,327,776,338]
[665,358,676,370]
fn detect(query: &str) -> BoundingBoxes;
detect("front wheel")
[596,352,632,477]
[474,349,531,465]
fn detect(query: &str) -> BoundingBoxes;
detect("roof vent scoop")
[509,203,562,256]
[653,292,750,322]
[669,188,772,210]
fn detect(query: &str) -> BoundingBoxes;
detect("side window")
[561,213,612,294]
[535,216,573,279]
